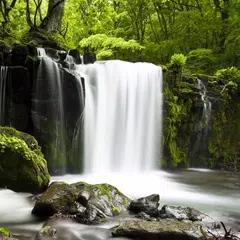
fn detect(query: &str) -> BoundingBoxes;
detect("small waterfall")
[191,79,212,164]
[197,79,212,128]
[0,67,8,125]
[81,60,163,174]
[33,48,67,173]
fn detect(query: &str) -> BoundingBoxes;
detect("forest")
[0,0,239,68]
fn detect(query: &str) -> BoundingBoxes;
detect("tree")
[25,0,66,32]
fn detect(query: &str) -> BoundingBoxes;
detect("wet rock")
[112,219,208,240]
[74,183,131,224]
[129,194,159,216]
[32,182,79,218]
[7,66,31,131]
[69,49,82,64]
[58,51,67,62]
[12,45,29,66]
[83,48,96,64]
[37,225,57,237]
[0,127,50,194]
[159,205,205,221]
[32,181,130,224]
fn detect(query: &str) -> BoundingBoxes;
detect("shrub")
[170,54,187,71]
[215,67,240,83]
[186,48,216,72]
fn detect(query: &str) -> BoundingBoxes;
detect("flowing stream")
[1,170,240,239]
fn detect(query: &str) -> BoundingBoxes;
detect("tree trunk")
[40,0,65,32]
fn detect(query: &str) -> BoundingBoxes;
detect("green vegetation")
[169,54,187,72]
[0,227,10,237]
[215,67,240,83]
[0,0,239,68]
[0,127,50,193]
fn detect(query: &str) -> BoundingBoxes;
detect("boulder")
[129,194,159,216]
[74,182,131,224]
[37,225,57,238]
[32,181,130,224]
[32,182,79,218]
[159,205,205,221]
[112,219,208,240]
[0,127,50,194]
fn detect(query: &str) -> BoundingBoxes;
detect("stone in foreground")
[112,219,207,240]
[159,205,205,221]
[0,127,50,193]
[129,194,160,216]
[32,181,130,224]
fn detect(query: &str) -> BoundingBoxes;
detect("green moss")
[0,126,43,156]
[0,127,50,193]
[0,227,10,237]
[112,206,121,215]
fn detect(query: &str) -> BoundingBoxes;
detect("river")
[0,169,240,239]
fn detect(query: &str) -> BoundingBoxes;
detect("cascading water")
[191,79,212,162]
[197,79,212,125]
[0,66,7,125]
[80,60,163,174]
[33,48,67,173]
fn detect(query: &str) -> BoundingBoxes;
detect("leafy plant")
[215,67,240,83]
[186,48,217,72]
[170,54,187,71]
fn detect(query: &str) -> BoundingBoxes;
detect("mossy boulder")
[112,219,208,240]
[32,182,79,218]
[0,127,50,193]
[0,228,10,237]
[32,181,130,224]
[0,228,19,240]
[75,183,131,224]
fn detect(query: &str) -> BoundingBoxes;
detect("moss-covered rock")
[32,182,79,218]
[32,181,131,224]
[0,228,19,240]
[0,228,10,237]
[0,127,50,193]
[112,219,208,240]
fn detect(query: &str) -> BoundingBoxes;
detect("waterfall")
[191,79,212,163]
[197,79,212,129]
[0,67,8,125]
[33,49,163,174]
[80,60,163,174]
[33,48,67,173]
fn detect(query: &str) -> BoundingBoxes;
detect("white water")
[197,79,212,125]
[33,48,67,171]
[81,60,163,174]
[0,66,8,125]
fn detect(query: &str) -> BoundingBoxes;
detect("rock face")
[112,219,207,240]
[0,127,50,193]
[32,181,130,224]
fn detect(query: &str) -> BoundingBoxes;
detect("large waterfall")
[81,61,163,173]
[32,50,163,174]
